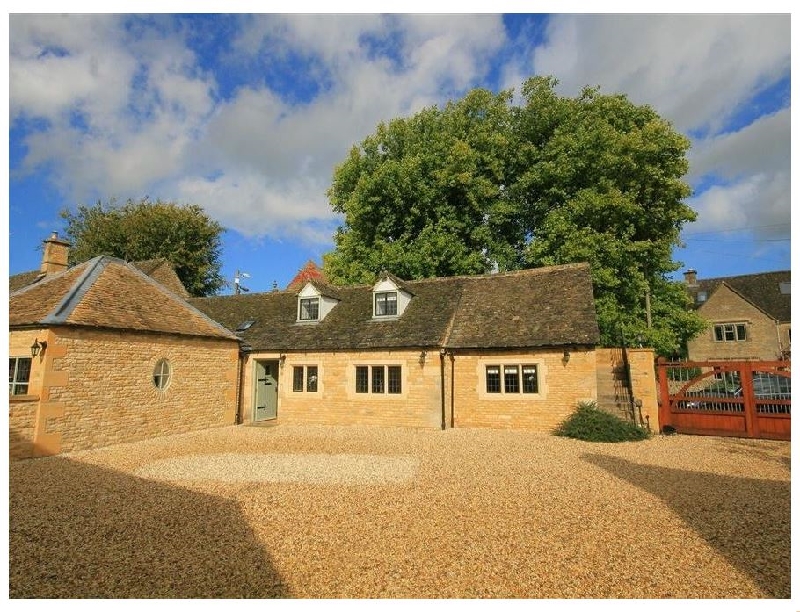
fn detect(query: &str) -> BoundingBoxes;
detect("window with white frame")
[714,323,747,342]
[9,357,32,396]
[355,365,402,394]
[374,292,398,317]
[153,359,172,391]
[299,297,320,321]
[485,364,539,394]
[293,365,319,392]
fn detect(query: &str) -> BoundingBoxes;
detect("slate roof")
[689,270,791,323]
[190,263,600,352]
[10,258,191,298]
[9,256,238,341]
[131,259,191,298]
[9,270,46,292]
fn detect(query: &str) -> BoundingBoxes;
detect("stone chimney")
[41,232,71,275]
[683,269,698,287]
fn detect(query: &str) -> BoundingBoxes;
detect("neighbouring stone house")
[9,234,240,459]
[683,269,791,361]
[190,264,602,431]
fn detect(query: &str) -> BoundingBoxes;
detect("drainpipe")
[449,351,455,428]
[439,349,446,430]
[236,344,252,425]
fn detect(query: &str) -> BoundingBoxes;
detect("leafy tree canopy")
[324,76,706,355]
[60,197,225,297]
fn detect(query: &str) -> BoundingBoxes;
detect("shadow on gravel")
[582,453,790,599]
[9,455,291,598]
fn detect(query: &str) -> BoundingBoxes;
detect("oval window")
[153,358,172,390]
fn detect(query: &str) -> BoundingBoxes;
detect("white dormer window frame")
[299,296,320,321]
[297,282,339,323]
[372,277,411,319]
[374,291,398,317]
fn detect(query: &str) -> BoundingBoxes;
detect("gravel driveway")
[9,425,790,598]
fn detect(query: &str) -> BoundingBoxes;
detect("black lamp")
[31,339,47,357]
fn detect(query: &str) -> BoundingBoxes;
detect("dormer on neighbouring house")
[372,271,414,319]
[296,281,341,323]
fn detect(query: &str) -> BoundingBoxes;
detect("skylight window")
[236,320,256,332]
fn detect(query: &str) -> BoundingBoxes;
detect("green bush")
[554,401,651,443]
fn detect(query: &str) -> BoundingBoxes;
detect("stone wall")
[9,327,239,459]
[451,348,597,431]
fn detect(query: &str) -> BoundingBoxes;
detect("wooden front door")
[254,360,279,422]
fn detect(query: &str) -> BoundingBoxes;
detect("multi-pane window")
[374,292,398,316]
[9,357,32,396]
[355,365,402,394]
[714,323,747,342]
[153,359,172,390]
[299,297,320,321]
[356,366,369,393]
[485,364,539,394]
[388,366,402,394]
[293,365,319,392]
[372,366,385,393]
[486,366,501,393]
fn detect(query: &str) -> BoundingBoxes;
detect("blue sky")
[5,11,793,294]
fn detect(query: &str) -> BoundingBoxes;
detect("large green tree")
[324,76,706,355]
[60,197,225,297]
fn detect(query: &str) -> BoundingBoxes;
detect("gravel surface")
[9,425,791,599]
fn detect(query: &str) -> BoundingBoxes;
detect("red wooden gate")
[657,359,790,440]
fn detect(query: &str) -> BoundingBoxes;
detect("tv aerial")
[234,270,250,295]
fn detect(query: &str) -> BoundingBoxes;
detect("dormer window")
[296,281,340,323]
[374,291,398,317]
[299,297,320,321]
[372,272,413,319]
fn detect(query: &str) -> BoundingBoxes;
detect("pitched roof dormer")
[372,271,414,319]
[296,280,341,323]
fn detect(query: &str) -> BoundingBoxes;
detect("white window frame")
[714,322,747,342]
[153,358,172,391]
[299,297,320,321]
[9,357,32,396]
[374,291,398,317]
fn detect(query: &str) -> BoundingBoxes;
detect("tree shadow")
[582,453,790,599]
[10,454,291,598]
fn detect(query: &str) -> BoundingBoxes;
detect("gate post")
[740,361,759,438]
[657,358,671,433]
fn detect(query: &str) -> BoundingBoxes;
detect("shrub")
[554,401,651,443]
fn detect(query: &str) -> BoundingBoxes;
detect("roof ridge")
[41,256,107,324]
[121,260,239,340]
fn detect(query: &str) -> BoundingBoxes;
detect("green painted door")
[254,360,278,421]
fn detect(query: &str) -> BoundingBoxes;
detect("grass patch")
[554,401,651,443]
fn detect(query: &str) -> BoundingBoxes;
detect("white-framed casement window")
[355,365,402,394]
[485,364,539,394]
[9,357,32,395]
[714,323,747,342]
[153,358,172,391]
[292,365,319,392]
[374,292,398,317]
[299,297,320,321]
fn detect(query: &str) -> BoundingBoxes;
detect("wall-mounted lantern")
[31,339,47,358]
[562,348,570,364]
[418,350,427,366]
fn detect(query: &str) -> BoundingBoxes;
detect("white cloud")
[687,108,790,182]
[529,14,790,135]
